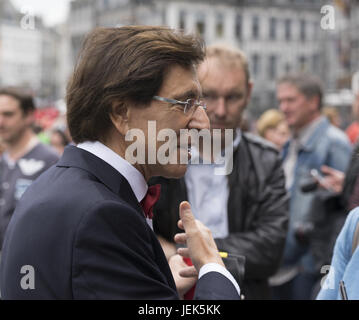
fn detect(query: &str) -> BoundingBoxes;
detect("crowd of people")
[0,25,358,300]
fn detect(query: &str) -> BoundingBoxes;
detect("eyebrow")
[173,89,201,101]
[1,111,15,116]
[202,88,243,95]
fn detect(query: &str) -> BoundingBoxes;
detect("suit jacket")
[0,145,239,300]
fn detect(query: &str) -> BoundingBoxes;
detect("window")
[284,18,291,41]
[252,54,261,77]
[235,14,242,40]
[269,17,277,40]
[252,16,260,39]
[216,13,224,38]
[300,19,306,41]
[268,91,276,109]
[196,12,205,36]
[196,21,205,36]
[298,55,307,71]
[179,10,186,30]
[313,21,319,41]
[268,55,277,79]
[312,54,319,73]
[285,62,291,74]
[103,0,109,9]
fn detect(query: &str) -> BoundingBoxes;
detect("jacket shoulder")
[242,132,280,155]
[326,125,351,145]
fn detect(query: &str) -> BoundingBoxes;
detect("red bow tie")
[140,184,161,219]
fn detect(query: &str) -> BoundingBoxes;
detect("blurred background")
[0,0,358,132]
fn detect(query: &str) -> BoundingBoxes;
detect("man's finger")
[174,233,187,244]
[177,247,190,258]
[321,165,343,177]
[321,165,334,175]
[179,266,198,278]
[179,201,196,233]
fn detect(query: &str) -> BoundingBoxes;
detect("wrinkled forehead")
[158,64,201,99]
[200,55,247,77]
[198,57,248,93]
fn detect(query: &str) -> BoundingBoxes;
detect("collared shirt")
[283,116,324,189]
[77,141,241,296]
[77,141,151,229]
[185,129,242,239]
[77,141,147,203]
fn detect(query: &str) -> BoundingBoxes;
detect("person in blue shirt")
[317,208,359,300]
[272,73,352,300]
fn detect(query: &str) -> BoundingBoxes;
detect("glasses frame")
[153,95,206,114]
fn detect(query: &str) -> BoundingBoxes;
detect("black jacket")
[1,146,240,300]
[152,133,289,299]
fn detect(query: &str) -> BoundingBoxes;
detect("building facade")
[161,0,326,116]
[0,0,60,103]
[68,0,331,117]
[350,0,359,75]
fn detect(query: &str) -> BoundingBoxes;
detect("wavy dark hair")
[66,26,205,143]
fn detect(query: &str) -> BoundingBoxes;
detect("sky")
[11,0,71,26]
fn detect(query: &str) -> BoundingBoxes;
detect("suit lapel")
[57,145,142,214]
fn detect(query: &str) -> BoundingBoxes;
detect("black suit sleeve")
[72,200,240,300]
[72,200,179,299]
[195,272,240,300]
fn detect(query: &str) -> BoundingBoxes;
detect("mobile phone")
[310,169,324,184]
[310,168,334,192]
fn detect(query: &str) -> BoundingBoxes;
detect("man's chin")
[160,163,188,179]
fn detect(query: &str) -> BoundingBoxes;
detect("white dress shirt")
[77,141,240,296]
[185,130,242,238]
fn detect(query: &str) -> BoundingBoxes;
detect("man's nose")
[214,97,226,119]
[188,106,210,130]
[279,101,287,112]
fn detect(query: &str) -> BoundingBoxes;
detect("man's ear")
[308,95,320,112]
[24,110,35,126]
[246,81,254,103]
[109,101,129,136]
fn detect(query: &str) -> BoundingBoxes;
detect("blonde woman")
[257,109,289,150]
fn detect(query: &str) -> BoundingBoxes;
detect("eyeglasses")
[153,95,207,114]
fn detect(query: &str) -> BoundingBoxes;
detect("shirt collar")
[76,141,147,202]
[295,116,324,146]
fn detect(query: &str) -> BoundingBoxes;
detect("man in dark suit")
[0,26,240,299]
